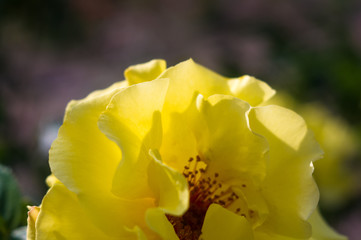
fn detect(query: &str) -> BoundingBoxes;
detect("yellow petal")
[196,94,268,184]
[35,184,119,240]
[227,75,275,106]
[49,81,125,195]
[87,81,128,99]
[233,184,269,228]
[264,92,357,208]
[148,149,189,216]
[253,209,346,240]
[48,80,159,239]
[145,208,179,240]
[309,209,347,240]
[125,59,167,85]
[253,232,297,240]
[158,59,275,114]
[124,226,148,240]
[159,59,230,113]
[201,204,254,240]
[77,191,155,239]
[26,206,40,240]
[249,105,323,238]
[45,174,60,188]
[159,111,198,173]
[301,105,357,208]
[98,78,169,199]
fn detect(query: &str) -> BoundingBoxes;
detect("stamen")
[167,155,246,240]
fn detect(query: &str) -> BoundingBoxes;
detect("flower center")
[166,156,239,240]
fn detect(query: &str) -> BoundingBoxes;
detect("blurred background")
[0,0,360,239]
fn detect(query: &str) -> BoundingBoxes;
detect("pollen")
[166,156,240,240]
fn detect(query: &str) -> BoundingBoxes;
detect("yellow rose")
[27,59,346,240]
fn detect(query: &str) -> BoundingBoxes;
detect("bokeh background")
[1,0,361,239]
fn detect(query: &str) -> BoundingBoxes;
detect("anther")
[169,156,248,240]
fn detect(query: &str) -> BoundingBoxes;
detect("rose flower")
[27,59,346,240]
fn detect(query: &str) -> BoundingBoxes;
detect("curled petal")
[145,208,179,240]
[228,75,275,106]
[98,78,169,199]
[148,149,189,216]
[26,206,40,240]
[195,94,268,184]
[125,59,167,85]
[249,105,323,238]
[35,184,118,240]
[49,81,126,195]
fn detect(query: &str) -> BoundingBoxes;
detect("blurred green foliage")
[0,165,27,240]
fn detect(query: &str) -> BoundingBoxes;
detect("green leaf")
[0,165,23,239]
